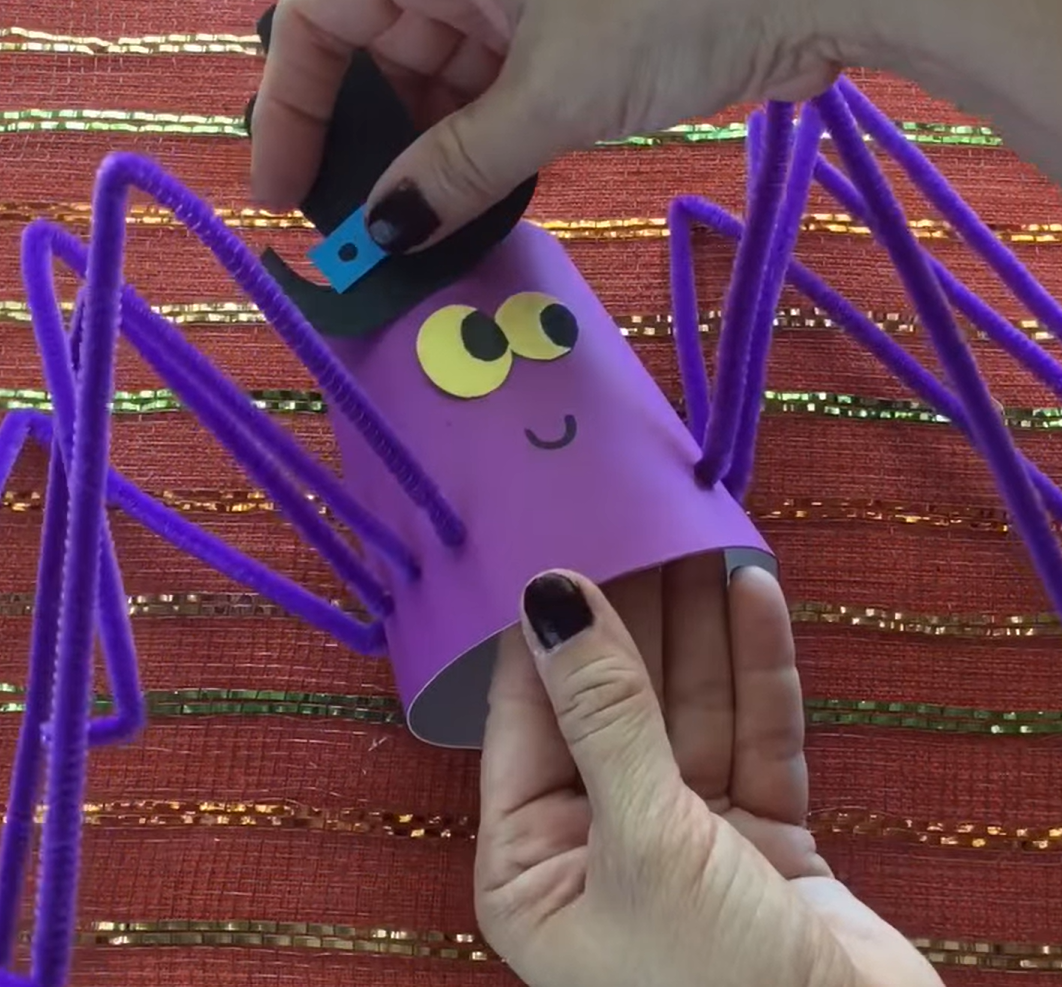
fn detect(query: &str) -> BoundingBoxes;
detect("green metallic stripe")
[5,386,1061,430]
[2,302,1056,344]
[38,919,1062,972]
[803,698,1062,735]
[0,108,1004,148]
[0,684,1057,734]
[0,594,1051,635]
[15,919,1057,971]
[0,591,362,620]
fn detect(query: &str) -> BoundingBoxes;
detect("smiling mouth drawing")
[525,414,578,450]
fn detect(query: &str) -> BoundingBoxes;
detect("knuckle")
[425,113,502,204]
[556,652,650,746]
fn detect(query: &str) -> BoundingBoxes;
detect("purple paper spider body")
[313,219,771,744]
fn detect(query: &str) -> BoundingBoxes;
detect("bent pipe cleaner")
[0,40,1059,987]
[671,85,1062,614]
[0,16,772,986]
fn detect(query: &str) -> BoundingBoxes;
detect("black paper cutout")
[250,4,538,338]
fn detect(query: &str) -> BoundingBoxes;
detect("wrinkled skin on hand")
[472,560,943,987]
[251,0,1062,239]
[250,0,854,233]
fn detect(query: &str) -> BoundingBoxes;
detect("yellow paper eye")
[416,304,514,399]
[495,292,580,362]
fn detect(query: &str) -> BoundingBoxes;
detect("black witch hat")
[247,5,538,338]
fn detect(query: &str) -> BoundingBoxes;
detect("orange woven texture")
[2,0,1062,984]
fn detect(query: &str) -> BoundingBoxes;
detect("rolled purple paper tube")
[324,222,773,748]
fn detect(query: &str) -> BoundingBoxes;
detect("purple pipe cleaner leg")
[0,413,31,498]
[23,231,384,662]
[0,415,64,968]
[119,291,420,579]
[104,467,386,653]
[102,153,465,548]
[725,104,826,501]
[667,198,711,442]
[813,85,1062,614]
[698,101,793,486]
[0,973,32,987]
[20,235,150,750]
[813,155,1062,398]
[838,77,1062,343]
[24,227,384,689]
[61,241,416,580]
[674,197,1062,524]
[86,523,145,747]
[20,411,383,657]
[746,109,766,200]
[126,319,394,617]
[26,166,124,987]
[23,221,394,620]
[66,294,145,748]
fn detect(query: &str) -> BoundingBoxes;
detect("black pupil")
[338,242,359,262]
[541,304,578,349]
[461,311,509,362]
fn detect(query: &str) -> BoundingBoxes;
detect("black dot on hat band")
[461,311,509,363]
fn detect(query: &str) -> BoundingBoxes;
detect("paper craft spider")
[0,70,1059,987]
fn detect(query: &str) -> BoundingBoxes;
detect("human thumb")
[364,62,569,254]
[519,571,682,835]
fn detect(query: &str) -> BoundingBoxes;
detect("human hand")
[475,558,943,987]
[249,0,875,248]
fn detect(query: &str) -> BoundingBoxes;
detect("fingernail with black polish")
[366,180,441,254]
[523,574,594,653]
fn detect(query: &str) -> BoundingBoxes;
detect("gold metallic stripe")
[0,684,402,724]
[43,919,1062,971]
[802,699,1062,735]
[0,26,259,56]
[2,299,1054,343]
[613,307,1058,343]
[0,590,1055,636]
[0,108,1003,148]
[810,809,1062,851]
[6,385,1060,431]
[53,801,471,839]
[0,299,267,327]
[1,684,1059,734]
[541,215,1062,245]
[916,940,1062,972]
[0,591,348,619]
[1,488,280,515]
[76,921,492,960]
[3,490,1044,537]
[4,799,1060,851]
[747,496,1046,535]
[791,602,1060,638]
[4,202,1061,245]
[0,202,310,230]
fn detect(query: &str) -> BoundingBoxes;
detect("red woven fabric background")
[2,1,1061,984]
